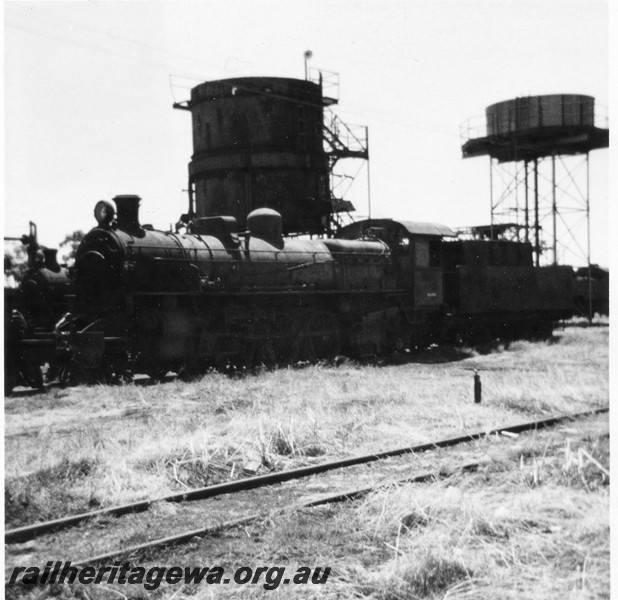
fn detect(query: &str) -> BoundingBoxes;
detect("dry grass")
[4,424,609,599]
[332,431,610,599]
[114,420,607,600]
[4,323,608,530]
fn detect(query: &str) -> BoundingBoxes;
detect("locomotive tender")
[41,194,572,385]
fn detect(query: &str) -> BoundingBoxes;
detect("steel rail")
[70,460,481,568]
[5,406,608,544]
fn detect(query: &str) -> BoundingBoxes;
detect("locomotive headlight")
[94,200,116,226]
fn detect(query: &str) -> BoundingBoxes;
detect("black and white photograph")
[4,1,610,598]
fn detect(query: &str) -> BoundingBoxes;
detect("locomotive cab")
[336,218,455,309]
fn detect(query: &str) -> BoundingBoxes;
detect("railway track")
[69,459,483,568]
[6,407,608,552]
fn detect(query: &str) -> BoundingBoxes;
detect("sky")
[3,0,610,266]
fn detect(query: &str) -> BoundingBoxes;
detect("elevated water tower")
[461,94,609,266]
[173,72,368,236]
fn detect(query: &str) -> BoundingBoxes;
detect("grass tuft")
[5,458,100,527]
[401,551,471,597]
[399,509,429,531]
[469,515,509,539]
[349,550,472,600]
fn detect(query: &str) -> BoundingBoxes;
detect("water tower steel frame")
[461,95,608,269]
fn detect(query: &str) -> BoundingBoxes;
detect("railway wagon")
[573,265,609,317]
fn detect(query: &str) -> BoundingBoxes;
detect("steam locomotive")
[4,225,76,393]
[6,193,566,390]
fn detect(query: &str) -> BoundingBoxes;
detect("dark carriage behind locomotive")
[573,265,609,317]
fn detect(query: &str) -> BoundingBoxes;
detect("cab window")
[415,240,429,267]
[429,240,441,267]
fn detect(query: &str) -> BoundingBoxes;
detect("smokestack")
[43,248,61,272]
[113,195,142,234]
